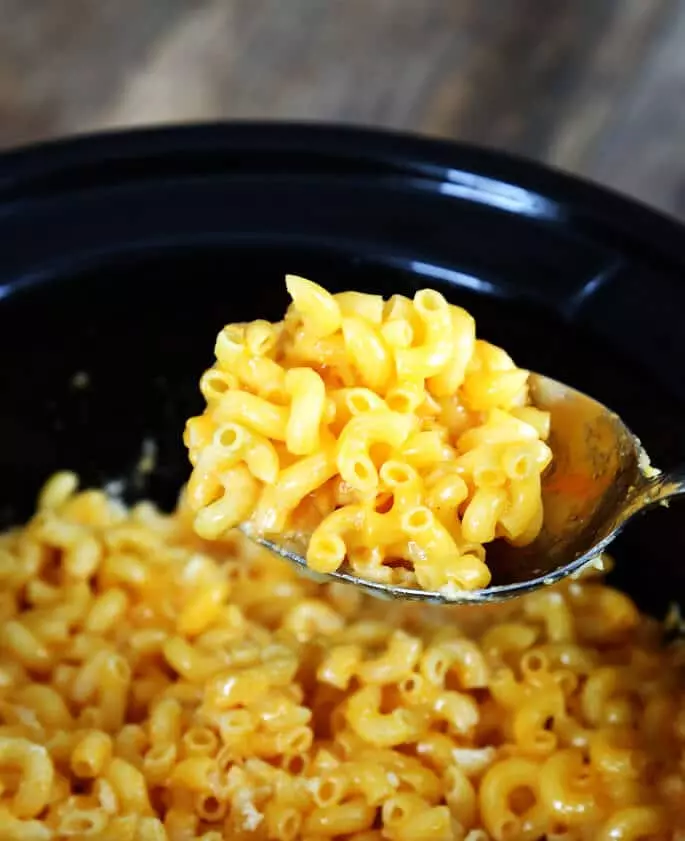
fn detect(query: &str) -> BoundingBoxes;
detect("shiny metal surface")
[245,373,685,604]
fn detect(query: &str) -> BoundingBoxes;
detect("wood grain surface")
[1,0,684,217]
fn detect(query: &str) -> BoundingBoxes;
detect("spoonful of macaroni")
[183,276,683,605]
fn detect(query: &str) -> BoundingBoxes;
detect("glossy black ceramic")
[0,123,683,615]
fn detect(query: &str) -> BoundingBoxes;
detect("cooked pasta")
[184,277,554,592]
[0,474,682,839]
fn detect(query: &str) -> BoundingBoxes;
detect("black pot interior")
[0,125,683,617]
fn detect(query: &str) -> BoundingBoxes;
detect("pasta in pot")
[184,277,553,593]
[0,473,682,839]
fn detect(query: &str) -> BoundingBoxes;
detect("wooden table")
[2,0,684,218]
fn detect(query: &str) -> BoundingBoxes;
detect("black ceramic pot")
[0,123,683,615]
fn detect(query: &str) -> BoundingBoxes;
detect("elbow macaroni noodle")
[0,473,682,839]
[184,277,554,592]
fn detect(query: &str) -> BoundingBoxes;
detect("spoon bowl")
[244,373,684,604]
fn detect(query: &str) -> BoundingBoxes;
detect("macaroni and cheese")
[184,277,553,592]
[0,474,682,839]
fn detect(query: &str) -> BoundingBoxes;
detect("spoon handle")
[625,465,685,519]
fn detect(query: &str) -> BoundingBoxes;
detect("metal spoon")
[243,373,684,604]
